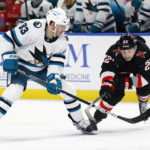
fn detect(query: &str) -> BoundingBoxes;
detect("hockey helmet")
[118,34,136,50]
[46,8,70,32]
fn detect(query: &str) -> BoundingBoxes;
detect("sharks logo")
[29,45,50,65]
[84,0,98,13]
[29,11,39,19]
[33,21,42,28]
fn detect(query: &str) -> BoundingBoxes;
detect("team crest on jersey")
[84,0,98,13]
[29,45,49,65]
[33,21,42,28]
[136,51,146,58]
[113,49,120,56]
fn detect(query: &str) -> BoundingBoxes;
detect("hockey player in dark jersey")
[93,34,150,124]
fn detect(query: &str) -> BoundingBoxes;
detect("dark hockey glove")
[131,0,142,9]
[1,51,18,75]
[69,24,81,33]
[46,73,62,95]
[128,23,140,33]
[100,80,115,102]
[89,24,102,33]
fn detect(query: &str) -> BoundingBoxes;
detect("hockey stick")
[17,69,150,124]
[17,69,92,105]
[24,0,29,20]
[113,0,130,27]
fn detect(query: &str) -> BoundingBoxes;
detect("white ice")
[0,99,150,150]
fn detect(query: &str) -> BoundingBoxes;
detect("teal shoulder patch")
[33,21,42,28]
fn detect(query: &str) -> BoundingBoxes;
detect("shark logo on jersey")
[33,21,42,28]
[84,0,98,13]
[29,45,49,65]
[29,11,39,19]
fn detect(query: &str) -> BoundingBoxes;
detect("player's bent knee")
[2,84,24,103]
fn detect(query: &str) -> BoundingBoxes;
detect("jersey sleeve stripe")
[53,53,66,59]
[2,33,15,49]
[76,2,82,6]
[48,61,64,67]
[76,8,83,12]
[98,2,109,6]
[10,29,23,47]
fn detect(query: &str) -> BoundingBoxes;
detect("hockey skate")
[68,114,96,134]
[139,100,148,121]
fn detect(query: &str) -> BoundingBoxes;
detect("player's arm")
[69,0,84,32]
[89,1,110,33]
[0,20,35,75]
[99,46,117,100]
[46,37,67,95]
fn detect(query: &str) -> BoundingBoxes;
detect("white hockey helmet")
[46,7,70,32]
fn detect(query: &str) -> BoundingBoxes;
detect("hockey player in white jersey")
[61,0,77,30]
[0,8,94,134]
[70,0,116,33]
[125,0,142,33]
[18,0,53,23]
[128,0,150,32]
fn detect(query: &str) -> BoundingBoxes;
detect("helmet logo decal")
[53,11,61,16]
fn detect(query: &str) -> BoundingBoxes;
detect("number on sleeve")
[19,23,29,35]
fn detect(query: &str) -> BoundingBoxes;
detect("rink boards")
[0,88,138,102]
[0,33,150,102]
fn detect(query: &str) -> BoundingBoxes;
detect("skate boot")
[139,100,148,121]
[68,114,96,134]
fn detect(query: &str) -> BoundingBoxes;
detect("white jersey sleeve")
[1,20,40,52]
[96,0,112,28]
[138,0,150,32]
[74,0,85,24]
[47,34,68,75]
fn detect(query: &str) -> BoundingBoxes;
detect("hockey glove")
[100,80,115,102]
[69,24,81,33]
[46,73,62,95]
[128,23,140,33]
[131,0,142,9]
[89,24,102,33]
[1,51,18,75]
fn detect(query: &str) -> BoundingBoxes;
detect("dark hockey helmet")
[118,34,136,50]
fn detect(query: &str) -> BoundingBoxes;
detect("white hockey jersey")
[19,0,53,21]
[124,1,138,30]
[138,0,150,32]
[61,1,77,29]
[75,0,116,32]
[0,19,68,75]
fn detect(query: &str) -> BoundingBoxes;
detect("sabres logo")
[33,21,42,28]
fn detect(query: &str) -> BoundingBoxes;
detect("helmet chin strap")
[48,25,57,37]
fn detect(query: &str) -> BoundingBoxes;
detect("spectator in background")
[0,0,7,32]
[70,0,116,33]
[6,0,23,30]
[61,0,76,30]
[18,0,53,24]
[0,0,22,32]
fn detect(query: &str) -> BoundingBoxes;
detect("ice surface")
[0,99,149,150]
